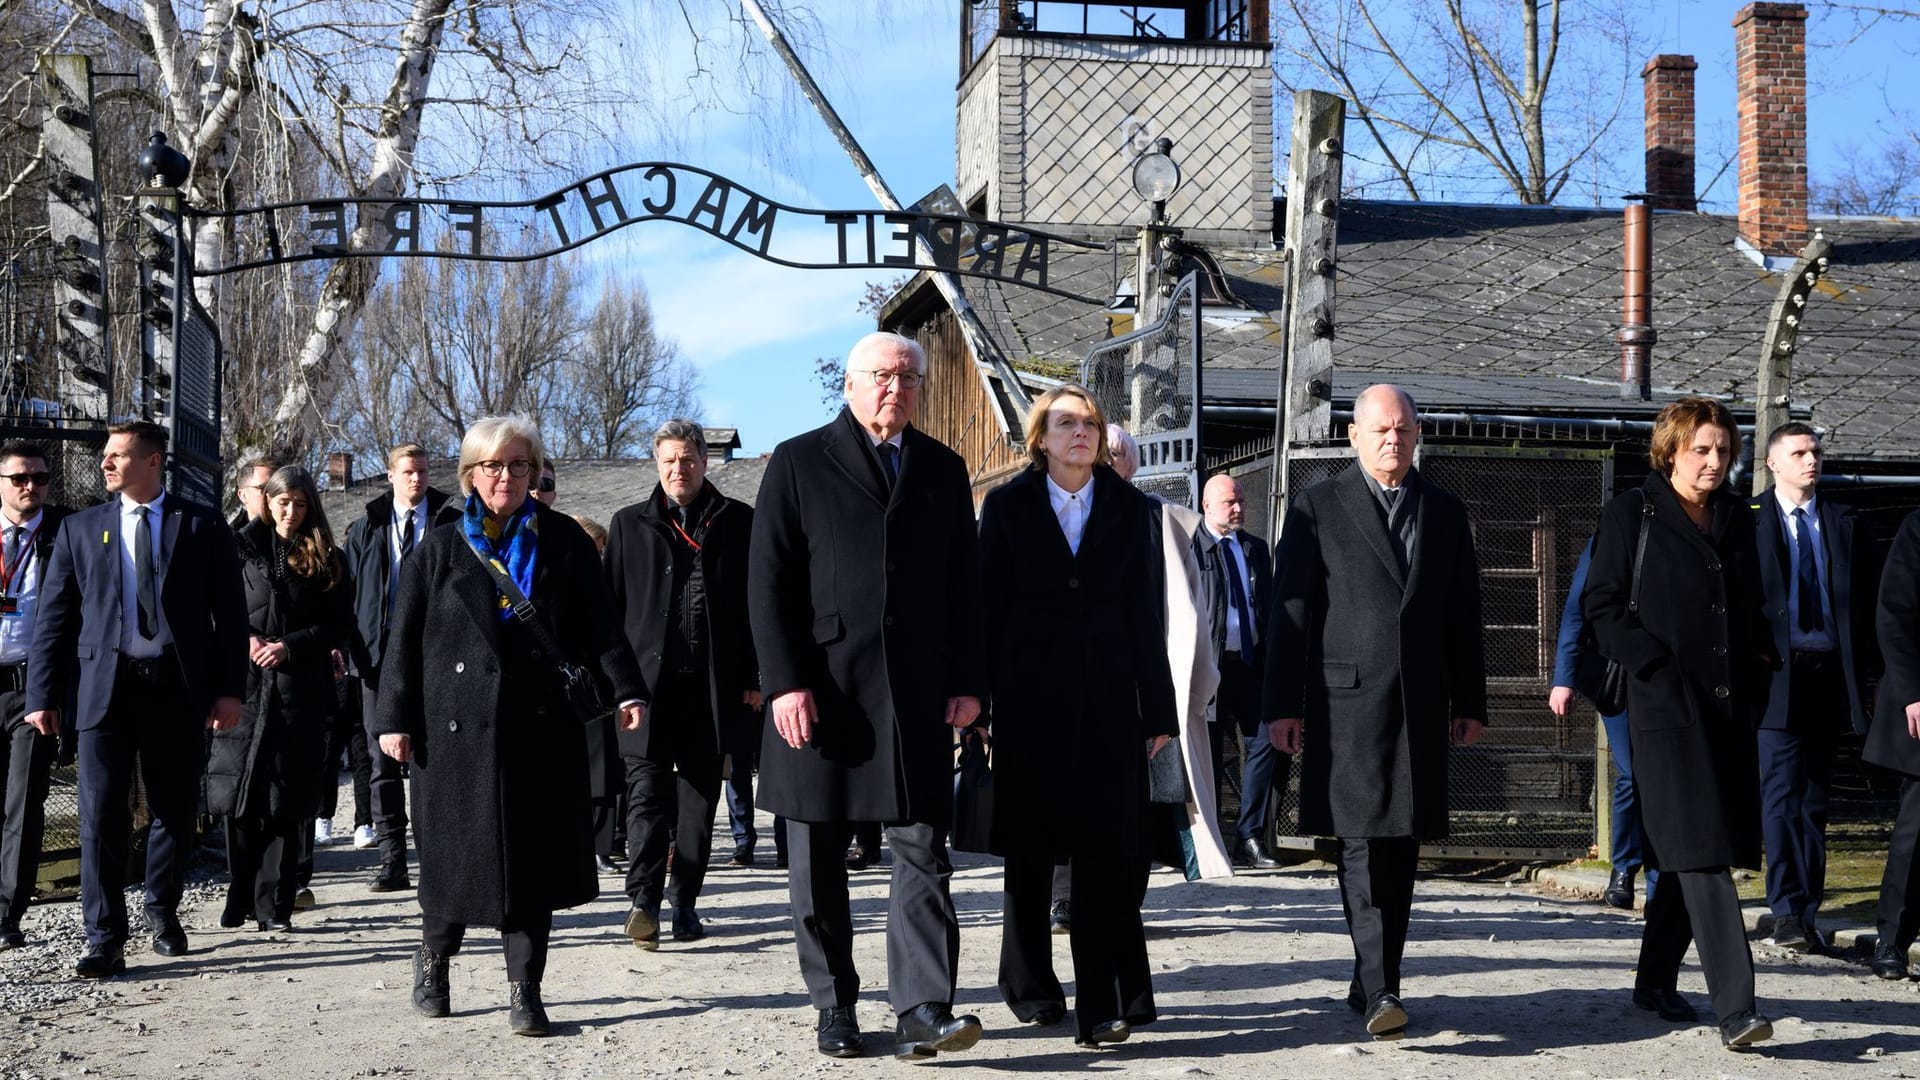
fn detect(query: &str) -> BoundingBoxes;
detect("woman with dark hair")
[371,416,646,1036]
[981,385,1178,1047]
[207,466,355,931]
[1582,396,1778,1048]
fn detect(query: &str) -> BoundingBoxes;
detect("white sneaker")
[313,819,334,845]
[352,825,376,850]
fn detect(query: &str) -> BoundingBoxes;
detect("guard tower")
[957,1,1273,245]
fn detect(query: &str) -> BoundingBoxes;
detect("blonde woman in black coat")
[372,416,646,1036]
[206,467,353,932]
[981,385,1178,1048]
[1583,397,1776,1048]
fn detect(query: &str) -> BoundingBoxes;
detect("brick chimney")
[1734,3,1808,255]
[326,450,353,490]
[1642,55,1697,211]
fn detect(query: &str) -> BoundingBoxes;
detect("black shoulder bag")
[951,726,995,854]
[465,540,615,725]
[1592,493,1655,716]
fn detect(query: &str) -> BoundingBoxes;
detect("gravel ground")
[7,783,1920,1079]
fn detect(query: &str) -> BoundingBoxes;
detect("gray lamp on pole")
[1131,138,1181,226]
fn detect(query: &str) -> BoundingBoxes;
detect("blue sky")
[589,2,1916,455]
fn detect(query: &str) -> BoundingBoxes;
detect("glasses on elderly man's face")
[474,459,536,479]
[0,471,51,488]
[850,368,925,390]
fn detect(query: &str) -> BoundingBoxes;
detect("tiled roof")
[934,201,1920,458]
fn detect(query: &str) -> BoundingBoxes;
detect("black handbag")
[466,540,615,725]
[951,726,994,854]
[1591,493,1655,717]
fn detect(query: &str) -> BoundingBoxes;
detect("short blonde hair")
[1023,385,1110,469]
[456,416,548,497]
[1649,397,1741,476]
[386,443,427,469]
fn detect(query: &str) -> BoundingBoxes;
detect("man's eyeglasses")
[536,477,556,493]
[1,472,50,488]
[850,369,925,390]
[474,459,535,479]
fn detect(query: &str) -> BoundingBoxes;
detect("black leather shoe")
[1767,914,1809,951]
[508,981,549,1036]
[816,1006,863,1058]
[845,843,872,872]
[1024,1003,1066,1026]
[258,917,292,933]
[1363,993,1407,1039]
[292,888,315,911]
[894,1003,983,1059]
[74,945,125,979]
[624,906,660,951]
[595,855,621,875]
[151,926,189,957]
[1604,867,1635,910]
[412,946,451,1017]
[1631,986,1698,1022]
[774,852,789,870]
[1873,939,1911,980]
[1235,837,1281,869]
[729,845,754,868]
[671,907,704,942]
[1049,899,1071,934]
[0,926,24,950]
[218,907,247,930]
[1719,1009,1773,1048]
[1074,1019,1130,1046]
[370,861,411,893]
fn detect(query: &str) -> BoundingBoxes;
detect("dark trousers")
[1,686,56,929]
[76,664,202,948]
[622,674,720,913]
[317,688,372,829]
[224,814,300,922]
[787,818,958,1014]
[1758,654,1844,927]
[359,677,409,865]
[722,718,758,850]
[1876,775,1920,952]
[1602,710,1656,892]
[1636,868,1757,1022]
[1220,654,1286,842]
[1000,853,1153,1038]
[1335,835,1418,1001]
[423,909,553,984]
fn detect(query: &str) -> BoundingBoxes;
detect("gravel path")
[6,790,1920,1079]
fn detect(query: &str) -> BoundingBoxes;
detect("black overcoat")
[604,481,757,758]
[1261,464,1487,840]
[748,408,985,827]
[978,467,1178,859]
[1867,509,1920,778]
[206,521,354,822]
[1582,473,1771,872]
[370,500,646,926]
[1751,488,1881,734]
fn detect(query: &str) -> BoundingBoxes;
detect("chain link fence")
[1083,272,1202,510]
[1243,444,1612,859]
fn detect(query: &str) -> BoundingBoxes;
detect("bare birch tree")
[1272,0,1645,204]
[556,277,695,458]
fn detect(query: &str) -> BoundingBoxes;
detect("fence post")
[41,54,113,434]
[1274,90,1344,539]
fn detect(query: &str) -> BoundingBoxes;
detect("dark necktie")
[1793,507,1825,633]
[1221,538,1256,656]
[398,510,416,562]
[135,506,158,639]
[3,525,20,577]
[877,442,900,490]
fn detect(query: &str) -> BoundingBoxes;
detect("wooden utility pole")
[1272,90,1344,533]
[739,0,1032,421]
[41,54,112,426]
[1751,232,1833,494]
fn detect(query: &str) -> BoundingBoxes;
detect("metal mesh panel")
[1266,444,1612,858]
[1083,272,1201,510]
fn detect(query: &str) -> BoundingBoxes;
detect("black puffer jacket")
[205,520,356,822]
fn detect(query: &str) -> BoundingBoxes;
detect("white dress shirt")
[1206,524,1258,655]
[388,497,428,611]
[1046,473,1093,555]
[1774,489,1837,652]
[0,509,44,664]
[119,491,169,658]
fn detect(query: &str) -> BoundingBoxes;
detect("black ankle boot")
[412,946,450,1017]
[508,981,549,1036]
